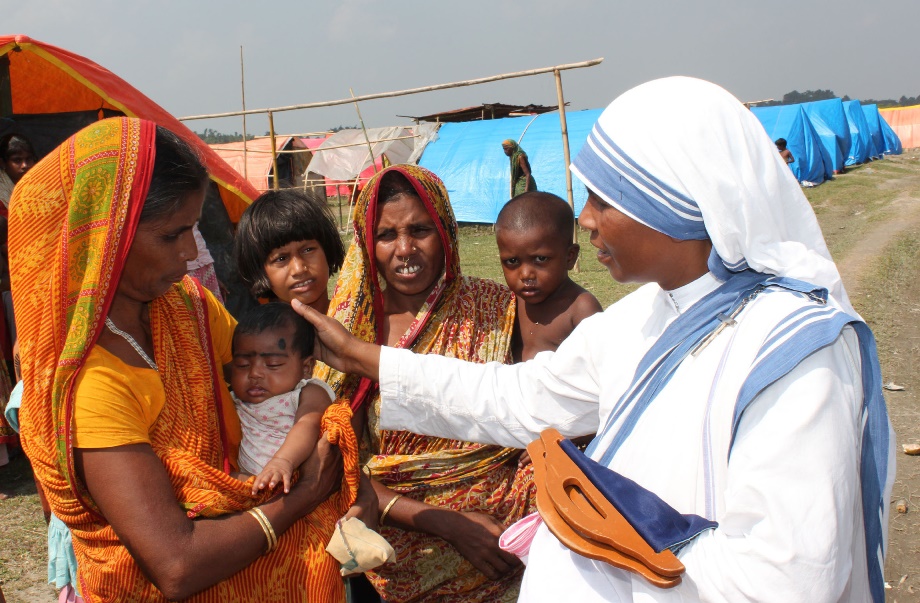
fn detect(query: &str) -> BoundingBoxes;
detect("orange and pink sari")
[11,117,358,602]
[317,165,536,603]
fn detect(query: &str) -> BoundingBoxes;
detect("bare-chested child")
[495,191,603,363]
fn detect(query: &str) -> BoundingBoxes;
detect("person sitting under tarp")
[0,133,37,211]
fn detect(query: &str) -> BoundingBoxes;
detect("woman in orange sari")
[317,165,536,602]
[11,117,362,602]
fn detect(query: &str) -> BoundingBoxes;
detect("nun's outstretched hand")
[291,298,381,381]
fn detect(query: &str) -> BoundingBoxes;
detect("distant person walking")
[502,139,537,198]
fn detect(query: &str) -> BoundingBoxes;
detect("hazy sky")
[7,1,919,136]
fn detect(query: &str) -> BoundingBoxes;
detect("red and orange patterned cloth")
[317,164,536,602]
[11,117,358,601]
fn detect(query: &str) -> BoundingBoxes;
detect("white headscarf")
[571,76,853,315]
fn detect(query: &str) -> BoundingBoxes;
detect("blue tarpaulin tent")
[803,99,850,173]
[843,100,876,164]
[751,104,831,184]
[861,104,886,159]
[862,104,903,156]
[418,109,603,223]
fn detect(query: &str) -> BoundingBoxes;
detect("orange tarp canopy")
[0,34,258,222]
[210,137,308,193]
[880,105,920,150]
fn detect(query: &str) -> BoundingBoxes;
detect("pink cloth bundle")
[498,511,543,565]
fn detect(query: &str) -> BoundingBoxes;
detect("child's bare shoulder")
[567,287,603,327]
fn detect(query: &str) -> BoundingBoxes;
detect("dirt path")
[836,191,920,289]
[825,163,920,602]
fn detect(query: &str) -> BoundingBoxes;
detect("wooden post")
[268,111,280,191]
[179,58,604,122]
[350,88,378,175]
[554,68,580,272]
[346,174,362,229]
[240,46,249,182]
[338,181,344,230]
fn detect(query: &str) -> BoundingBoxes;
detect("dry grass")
[0,453,56,601]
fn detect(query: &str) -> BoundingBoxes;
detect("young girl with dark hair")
[235,189,345,313]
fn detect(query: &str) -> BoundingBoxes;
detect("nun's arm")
[378,332,601,449]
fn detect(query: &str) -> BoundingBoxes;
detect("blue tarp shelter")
[418,109,603,223]
[751,104,831,184]
[861,104,886,159]
[843,100,876,164]
[803,99,850,173]
[862,104,903,156]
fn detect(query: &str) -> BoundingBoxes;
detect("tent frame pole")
[240,46,248,182]
[346,174,361,231]
[553,68,580,272]
[268,111,280,191]
[178,58,604,121]
[351,88,379,176]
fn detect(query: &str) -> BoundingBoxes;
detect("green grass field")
[453,224,637,309]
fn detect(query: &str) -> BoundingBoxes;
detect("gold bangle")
[248,507,277,553]
[379,494,403,526]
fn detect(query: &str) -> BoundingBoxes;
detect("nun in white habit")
[296,77,895,603]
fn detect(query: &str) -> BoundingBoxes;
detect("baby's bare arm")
[275,383,332,467]
[251,384,332,494]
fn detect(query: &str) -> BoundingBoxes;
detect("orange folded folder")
[527,429,685,588]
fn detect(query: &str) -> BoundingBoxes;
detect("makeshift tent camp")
[305,124,437,189]
[843,100,876,163]
[210,136,317,194]
[751,104,831,184]
[418,109,602,223]
[0,35,258,222]
[0,34,260,317]
[880,105,920,149]
[861,104,902,156]
[803,99,850,173]
[301,136,384,198]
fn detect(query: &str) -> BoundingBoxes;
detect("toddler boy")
[495,192,602,363]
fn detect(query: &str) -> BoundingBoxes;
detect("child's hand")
[252,458,296,495]
[517,450,532,468]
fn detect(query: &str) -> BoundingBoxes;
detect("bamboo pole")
[178,58,604,121]
[208,134,418,154]
[351,88,379,176]
[337,183,344,230]
[302,134,416,154]
[346,174,361,230]
[554,68,579,272]
[283,131,334,138]
[240,46,248,182]
[268,111,280,191]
